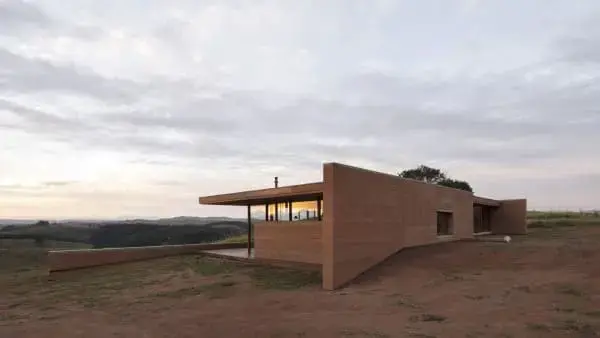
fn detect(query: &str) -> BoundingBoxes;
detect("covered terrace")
[198,182,324,266]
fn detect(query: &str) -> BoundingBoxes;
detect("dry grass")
[1,223,600,338]
[527,210,600,228]
[217,234,249,244]
[0,248,321,328]
[248,266,321,290]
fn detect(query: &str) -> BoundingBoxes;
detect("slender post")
[288,201,293,221]
[317,199,322,221]
[275,203,279,221]
[265,204,269,222]
[247,205,252,258]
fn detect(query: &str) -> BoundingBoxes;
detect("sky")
[1,0,599,220]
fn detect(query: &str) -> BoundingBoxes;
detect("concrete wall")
[491,199,528,235]
[254,221,321,265]
[48,243,247,272]
[322,163,474,290]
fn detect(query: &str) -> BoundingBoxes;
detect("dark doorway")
[473,205,492,233]
[437,211,453,236]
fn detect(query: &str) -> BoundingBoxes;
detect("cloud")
[555,12,600,65]
[0,48,142,102]
[0,0,50,32]
[1,0,599,218]
[43,181,75,187]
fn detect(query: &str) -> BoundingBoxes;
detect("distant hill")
[0,216,247,226]
[0,217,255,248]
[113,216,247,226]
[0,219,36,225]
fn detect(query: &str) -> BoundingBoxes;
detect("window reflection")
[252,199,323,222]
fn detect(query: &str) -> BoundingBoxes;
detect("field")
[527,211,599,229]
[1,221,599,337]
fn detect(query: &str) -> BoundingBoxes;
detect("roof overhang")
[473,196,501,207]
[199,182,324,206]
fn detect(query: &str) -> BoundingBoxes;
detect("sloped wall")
[322,163,474,290]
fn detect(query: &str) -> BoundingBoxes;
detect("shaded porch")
[199,182,324,266]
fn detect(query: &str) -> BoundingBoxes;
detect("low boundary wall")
[48,242,247,272]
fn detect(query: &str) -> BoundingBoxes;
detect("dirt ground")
[1,225,599,338]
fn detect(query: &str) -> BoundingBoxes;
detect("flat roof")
[199,182,323,206]
[473,196,501,207]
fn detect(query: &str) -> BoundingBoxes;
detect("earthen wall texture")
[491,199,528,235]
[322,163,474,290]
[254,221,321,265]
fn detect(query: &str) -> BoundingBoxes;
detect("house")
[198,162,527,290]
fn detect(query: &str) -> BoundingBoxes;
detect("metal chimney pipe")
[274,176,279,188]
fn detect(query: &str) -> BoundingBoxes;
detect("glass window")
[252,199,323,222]
[292,201,322,221]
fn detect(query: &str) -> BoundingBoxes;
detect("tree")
[438,178,473,192]
[398,165,447,184]
[35,220,50,227]
[398,165,473,192]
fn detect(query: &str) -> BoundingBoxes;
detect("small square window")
[437,211,453,236]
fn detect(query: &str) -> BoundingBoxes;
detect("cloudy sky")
[1,0,599,220]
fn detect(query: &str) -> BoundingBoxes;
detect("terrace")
[198,181,323,268]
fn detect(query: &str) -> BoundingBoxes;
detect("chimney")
[274,176,279,188]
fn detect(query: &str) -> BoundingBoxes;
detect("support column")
[317,199,322,221]
[247,205,252,258]
[288,201,293,221]
[265,204,269,222]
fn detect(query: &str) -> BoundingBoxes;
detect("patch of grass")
[269,331,308,338]
[390,294,420,309]
[204,281,237,299]
[217,235,249,244]
[557,319,598,336]
[153,285,207,298]
[340,329,390,337]
[442,272,465,281]
[0,312,30,322]
[465,295,487,300]
[554,307,576,313]
[465,333,485,338]
[513,285,533,293]
[38,313,63,321]
[555,284,586,297]
[585,311,600,318]
[153,280,237,299]
[7,301,25,309]
[528,218,600,229]
[528,210,600,219]
[408,333,436,338]
[527,323,551,331]
[248,267,321,290]
[39,305,57,311]
[186,257,239,276]
[410,314,447,323]
[394,299,419,309]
